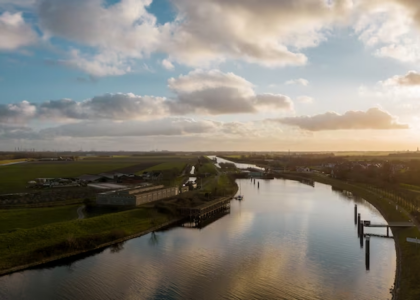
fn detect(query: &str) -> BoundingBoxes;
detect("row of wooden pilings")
[355,204,370,270]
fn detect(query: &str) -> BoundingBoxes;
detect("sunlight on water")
[0,179,395,300]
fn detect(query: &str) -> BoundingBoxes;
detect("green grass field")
[197,162,218,176]
[139,162,187,173]
[0,161,136,193]
[0,155,197,193]
[0,207,171,272]
[0,205,79,234]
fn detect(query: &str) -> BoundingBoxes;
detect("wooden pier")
[179,196,232,225]
[364,222,414,228]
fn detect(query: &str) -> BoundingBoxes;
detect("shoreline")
[0,217,183,277]
[1,177,404,297]
[0,182,239,278]
[306,175,408,300]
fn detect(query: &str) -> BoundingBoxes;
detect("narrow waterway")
[0,178,395,300]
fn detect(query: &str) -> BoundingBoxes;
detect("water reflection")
[0,179,396,300]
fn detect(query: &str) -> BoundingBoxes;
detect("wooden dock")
[178,196,232,224]
[365,222,414,228]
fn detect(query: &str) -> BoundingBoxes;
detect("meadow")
[139,162,187,173]
[0,205,79,234]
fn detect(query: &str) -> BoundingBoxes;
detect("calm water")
[208,155,264,170]
[0,179,396,300]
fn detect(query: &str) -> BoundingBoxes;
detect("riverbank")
[0,177,238,277]
[0,207,174,276]
[308,174,420,300]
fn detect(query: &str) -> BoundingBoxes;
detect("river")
[0,164,396,299]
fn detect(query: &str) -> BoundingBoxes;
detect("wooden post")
[360,221,364,248]
[357,213,361,236]
[354,204,357,225]
[387,226,389,237]
[365,236,370,270]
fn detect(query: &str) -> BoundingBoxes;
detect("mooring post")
[357,213,361,236]
[258,182,260,189]
[360,221,364,248]
[365,236,370,270]
[387,226,389,237]
[354,204,357,225]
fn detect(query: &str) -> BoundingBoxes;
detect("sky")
[0,0,420,151]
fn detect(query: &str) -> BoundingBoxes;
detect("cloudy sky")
[1,0,420,151]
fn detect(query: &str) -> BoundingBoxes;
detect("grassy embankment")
[0,205,79,234]
[308,175,420,300]
[0,207,172,274]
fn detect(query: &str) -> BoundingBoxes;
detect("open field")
[0,207,170,272]
[0,155,197,194]
[0,159,28,166]
[0,205,79,234]
[140,162,187,173]
[197,162,218,176]
[0,161,136,194]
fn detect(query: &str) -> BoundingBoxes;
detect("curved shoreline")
[0,178,404,298]
[307,175,407,300]
[0,218,183,277]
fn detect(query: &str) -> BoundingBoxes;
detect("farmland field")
[139,162,187,173]
[0,155,197,194]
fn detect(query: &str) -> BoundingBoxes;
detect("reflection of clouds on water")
[0,179,396,300]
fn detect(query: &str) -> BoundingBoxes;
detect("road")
[77,205,85,219]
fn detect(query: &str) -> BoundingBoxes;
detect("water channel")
[0,159,396,300]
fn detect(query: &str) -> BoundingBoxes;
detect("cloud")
[0,124,38,140]
[30,0,355,75]
[161,59,174,70]
[168,69,293,114]
[162,0,353,68]
[383,70,420,86]
[296,96,314,103]
[0,101,37,124]
[354,0,420,63]
[285,78,309,86]
[0,11,37,51]
[37,0,160,76]
[39,118,219,138]
[0,70,293,124]
[272,108,408,131]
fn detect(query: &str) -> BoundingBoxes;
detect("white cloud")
[37,0,161,76]
[168,69,293,114]
[297,96,314,103]
[383,70,420,86]
[0,101,37,124]
[161,59,174,70]
[285,78,309,86]
[354,0,420,63]
[162,0,353,68]
[0,11,37,51]
[0,70,294,124]
[272,107,408,131]
[31,0,356,75]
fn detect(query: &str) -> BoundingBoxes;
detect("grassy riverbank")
[0,207,172,274]
[309,175,420,300]
[0,205,79,234]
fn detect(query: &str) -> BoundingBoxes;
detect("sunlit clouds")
[1,0,420,150]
